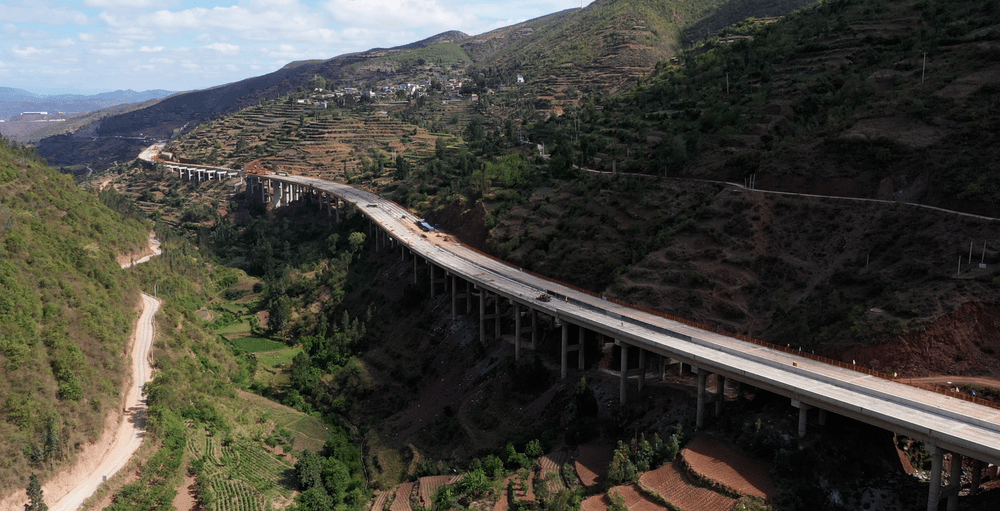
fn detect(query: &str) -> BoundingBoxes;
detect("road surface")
[0,237,161,511]
[262,173,1000,467]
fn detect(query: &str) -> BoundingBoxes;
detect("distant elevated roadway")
[167,164,1000,511]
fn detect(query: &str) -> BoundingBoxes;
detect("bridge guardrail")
[455,237,1000,412]
[263,174,1000,413]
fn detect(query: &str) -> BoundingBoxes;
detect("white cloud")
[19,29,52,40]
[205,42,240,54]
[325,0,473,32]
[84,0,179,8]
[52,39,78,48]
[0,1,89,25]
[140,46,165,52]
[195,33,212,44]
[11,46,54,58]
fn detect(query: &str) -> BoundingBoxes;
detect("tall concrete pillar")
[428,263,435,297]
[619,342,629,405]
[413,253,419,284]
[638,349,646,392]
[927,445,944,511]
[971,459,984,496]
[696,370,707,429]
[401,244,406,261]
[479,288,486,344]
[715,375,726,416]
[948,453,962,511]
[514,303,522,360]
[798,404,809,438]
[451,276,457,321]
[493,296,500,339]
[561,324,569,380]
[679,361,685,376]
[578,326,585,370]
[530,309,537,350]
[465,279,472,313]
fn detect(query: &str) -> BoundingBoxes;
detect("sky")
[1,0,594,96]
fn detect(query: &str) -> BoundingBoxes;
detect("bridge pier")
[948,453,962,511]
[478,287,486,344]
[927,445,944,511]
[714,375,726,416]
[696,370,707,429]
[529,308,537,349]
[797,404,810,438]
[413,252,419,283]
[514,302,522,359]
[620,342,629,405]
[971,459,984,495]
[561,324,569,379]
[451,276,457,321]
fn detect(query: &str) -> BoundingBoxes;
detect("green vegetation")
[0,136,148,493]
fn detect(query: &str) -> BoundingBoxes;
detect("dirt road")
[0,236,161,511]
[0,293,158,511]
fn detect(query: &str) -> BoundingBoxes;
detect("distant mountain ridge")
[0,87,177,118]
[36,0,818,171]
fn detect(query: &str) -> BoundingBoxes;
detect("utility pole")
[922,52,927,83]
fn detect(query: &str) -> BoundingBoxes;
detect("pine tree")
[25,474,47,511]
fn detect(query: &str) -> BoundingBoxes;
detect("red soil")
[389,482,414,511]
[416,475,459,508]
[575,443,613,487]
[639,463,736,511]
[682,435,776,499]
[581,484,669,511]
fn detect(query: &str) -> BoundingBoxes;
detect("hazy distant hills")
[0,87,177,118]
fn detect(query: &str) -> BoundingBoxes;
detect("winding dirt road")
[0,236,161,511]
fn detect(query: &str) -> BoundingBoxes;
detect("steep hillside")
[543,0,1000,215]
[462,0,729,95]
[0,137,149,492]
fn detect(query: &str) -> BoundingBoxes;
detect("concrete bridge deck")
[262,174,1000,469]
[151,159,998,509]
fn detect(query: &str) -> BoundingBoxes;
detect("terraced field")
[638,462,736,511]
[182,392,330,511]
[166,99,445,179]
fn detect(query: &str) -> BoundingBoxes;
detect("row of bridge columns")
[244,175,995,511]
[245,176,343,222]
[167,164,241,183]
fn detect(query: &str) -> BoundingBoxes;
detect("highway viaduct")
[164,163,1000,510]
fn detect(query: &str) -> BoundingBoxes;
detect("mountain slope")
[538,0,1000,215]
[0,137,149,492]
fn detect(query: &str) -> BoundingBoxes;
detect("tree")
[606,441,637,485]
[24,474,47,511]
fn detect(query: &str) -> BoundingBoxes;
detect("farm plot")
[416,475,460,507]
[538,450,571,493]
[389,482,414,511]
[574,443,613,487]
[231,336,288,353]
[639,463,735,511]
[201,439,296,511]
[581,485,669,511]
[681,435,776,499]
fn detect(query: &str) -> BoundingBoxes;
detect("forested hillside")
[536,0,1000,214]
[0,137,149,492]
